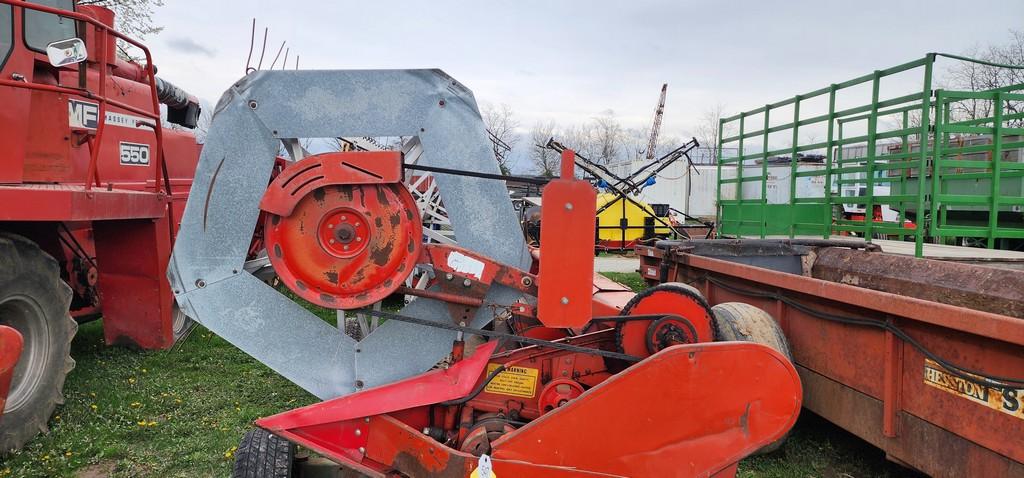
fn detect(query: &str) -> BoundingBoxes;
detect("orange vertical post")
[537,150,597,328]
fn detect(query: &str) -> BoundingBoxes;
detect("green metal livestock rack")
[716,53,1024,256]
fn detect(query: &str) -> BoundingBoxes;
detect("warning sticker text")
[484,363,539,398]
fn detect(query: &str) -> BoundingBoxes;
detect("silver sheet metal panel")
[168,69,529,399]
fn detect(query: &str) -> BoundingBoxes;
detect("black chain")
[359,308,644,362]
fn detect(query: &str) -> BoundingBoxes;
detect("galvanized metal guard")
[168,70,530,399]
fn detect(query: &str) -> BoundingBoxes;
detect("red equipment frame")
[0,325,23,413]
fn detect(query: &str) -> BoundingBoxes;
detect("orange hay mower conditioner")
[242,150,802,477]
[164,67,801,477]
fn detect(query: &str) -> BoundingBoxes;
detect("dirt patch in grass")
[75,461,116,478]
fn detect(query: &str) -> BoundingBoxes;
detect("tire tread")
[0,232,76,454]
[232,428,294,478]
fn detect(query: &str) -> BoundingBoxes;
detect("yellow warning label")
[923,359,1024,421]
[484,363,539,398]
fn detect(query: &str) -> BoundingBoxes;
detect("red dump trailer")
[638,239,1024,477]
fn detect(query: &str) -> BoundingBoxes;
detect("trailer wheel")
[233,428,295,478]
[711,302,793,454]
[0,233,76,453]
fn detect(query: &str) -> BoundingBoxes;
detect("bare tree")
[192,101,214,144]
[561,123,595,160]
[623,127,650,161]
[945,30,1024,126]
[79,0,164,39]
[481,102,520,175]
[591,110,623,165]
[529,121,559,177]
[695,103,726,160]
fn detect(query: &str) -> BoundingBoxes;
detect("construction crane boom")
[646,83,668,160]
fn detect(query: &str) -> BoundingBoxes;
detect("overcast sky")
[146,0,1023,170]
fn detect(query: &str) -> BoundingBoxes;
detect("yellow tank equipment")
[595,193,672,247]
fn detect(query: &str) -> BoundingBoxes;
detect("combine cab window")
[24,0,76,53]
[0,4,11,69]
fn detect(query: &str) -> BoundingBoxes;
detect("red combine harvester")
[168,66,803,476]
[0,1,201,451]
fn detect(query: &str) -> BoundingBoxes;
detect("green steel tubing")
[761,106,771,238]
[716,53,1024,250]
[790,96,801,238]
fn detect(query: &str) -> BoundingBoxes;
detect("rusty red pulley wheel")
[264,183,422,309]
[616,282,715,357]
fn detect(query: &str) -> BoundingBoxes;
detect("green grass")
[737,412,918,477]
[2,275,914,477]
[599,271,647,292]
[1,321,316,478]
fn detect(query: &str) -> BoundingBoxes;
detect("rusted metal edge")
[677,253,1024,346]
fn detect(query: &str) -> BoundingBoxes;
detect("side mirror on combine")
[45,38,88,67]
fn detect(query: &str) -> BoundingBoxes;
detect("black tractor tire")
[0,233,76,453]
[711,302,794,455]
[233,428,295,478]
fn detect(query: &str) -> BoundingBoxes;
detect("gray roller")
[167,69,530,399]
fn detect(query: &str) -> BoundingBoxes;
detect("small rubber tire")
[0,233,76,454]
[171,303,196,345]
[711,302,793,454]
[232,428,295,478]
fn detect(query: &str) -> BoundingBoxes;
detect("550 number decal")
[119,142,151,167]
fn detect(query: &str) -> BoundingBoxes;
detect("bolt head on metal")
[195,279,206,288]
[565,202,573,211]
[560,297,569,305]
[463,278,472,287]
[355,428,362,436]
[358,447,366,454]
[446,273,454,280]
[247,100,258,109]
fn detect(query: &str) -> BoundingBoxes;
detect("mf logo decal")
[924,359,1023,421]
[69,99,150,130]
[68,99,100,129]
[119,142,151,167]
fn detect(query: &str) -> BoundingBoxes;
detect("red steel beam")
[0,185,167,221]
